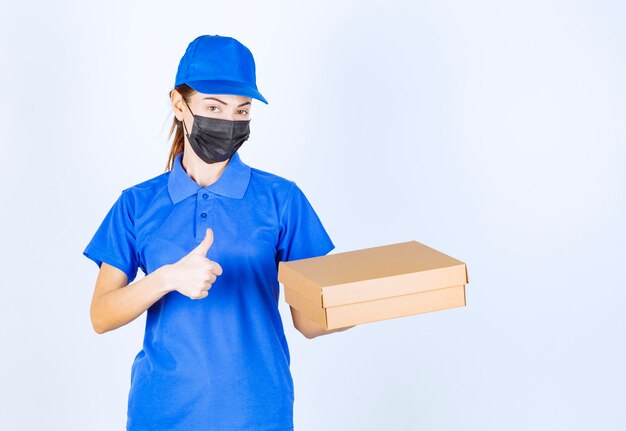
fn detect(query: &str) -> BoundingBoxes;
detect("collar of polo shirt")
[167,151,252,204]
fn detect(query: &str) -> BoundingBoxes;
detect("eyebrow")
[202,97,251,107]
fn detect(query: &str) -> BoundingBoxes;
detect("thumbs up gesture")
[163,227,223,300]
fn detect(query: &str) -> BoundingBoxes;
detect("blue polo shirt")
[83,151,335,431]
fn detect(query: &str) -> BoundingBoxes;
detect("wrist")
[153,264,174,295]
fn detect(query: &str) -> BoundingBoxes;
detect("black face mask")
[181,98,251,164]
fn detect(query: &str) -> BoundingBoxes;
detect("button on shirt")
[83,151,335,431]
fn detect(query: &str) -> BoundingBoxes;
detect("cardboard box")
[278,240,469,329]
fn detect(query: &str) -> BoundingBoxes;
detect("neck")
[181,149,230,188]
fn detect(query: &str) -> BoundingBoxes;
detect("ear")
[171,90,184,121]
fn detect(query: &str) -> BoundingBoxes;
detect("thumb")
[190,227,214,257]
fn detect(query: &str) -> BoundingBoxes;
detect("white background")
[1,1,624,430]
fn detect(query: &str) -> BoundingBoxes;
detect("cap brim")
[185,79,268,105]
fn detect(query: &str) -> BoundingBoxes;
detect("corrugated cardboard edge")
[464,282,467,305]
[326,284,467,329]
[321,263,468,307]
[285,284,467,330]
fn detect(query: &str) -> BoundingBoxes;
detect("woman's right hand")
[162,227,223,300]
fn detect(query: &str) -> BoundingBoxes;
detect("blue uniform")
[83,151,335,430]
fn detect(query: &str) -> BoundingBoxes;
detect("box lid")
[278,240,468,308]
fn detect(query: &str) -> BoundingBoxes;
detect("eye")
[237,109,249,116]
[207,105,221,112]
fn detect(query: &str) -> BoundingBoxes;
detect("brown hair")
[165,84,198,171]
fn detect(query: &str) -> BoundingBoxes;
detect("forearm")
[91,265,172,334]
[290,305,355,339]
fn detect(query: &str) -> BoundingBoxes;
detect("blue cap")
[174,35,268,105]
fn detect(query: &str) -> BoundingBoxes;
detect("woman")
[83,34,353,430]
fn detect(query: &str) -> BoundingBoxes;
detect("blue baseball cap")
[174,34,268,105]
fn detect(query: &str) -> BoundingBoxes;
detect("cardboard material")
[278,240,469,329]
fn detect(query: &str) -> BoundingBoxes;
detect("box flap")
[277,259,324,305]
[284,283,467,330]
[321,263,467,307]
[326,284,467,329]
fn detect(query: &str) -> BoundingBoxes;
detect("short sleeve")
[276,182,335,262]
[82,189,139,283]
